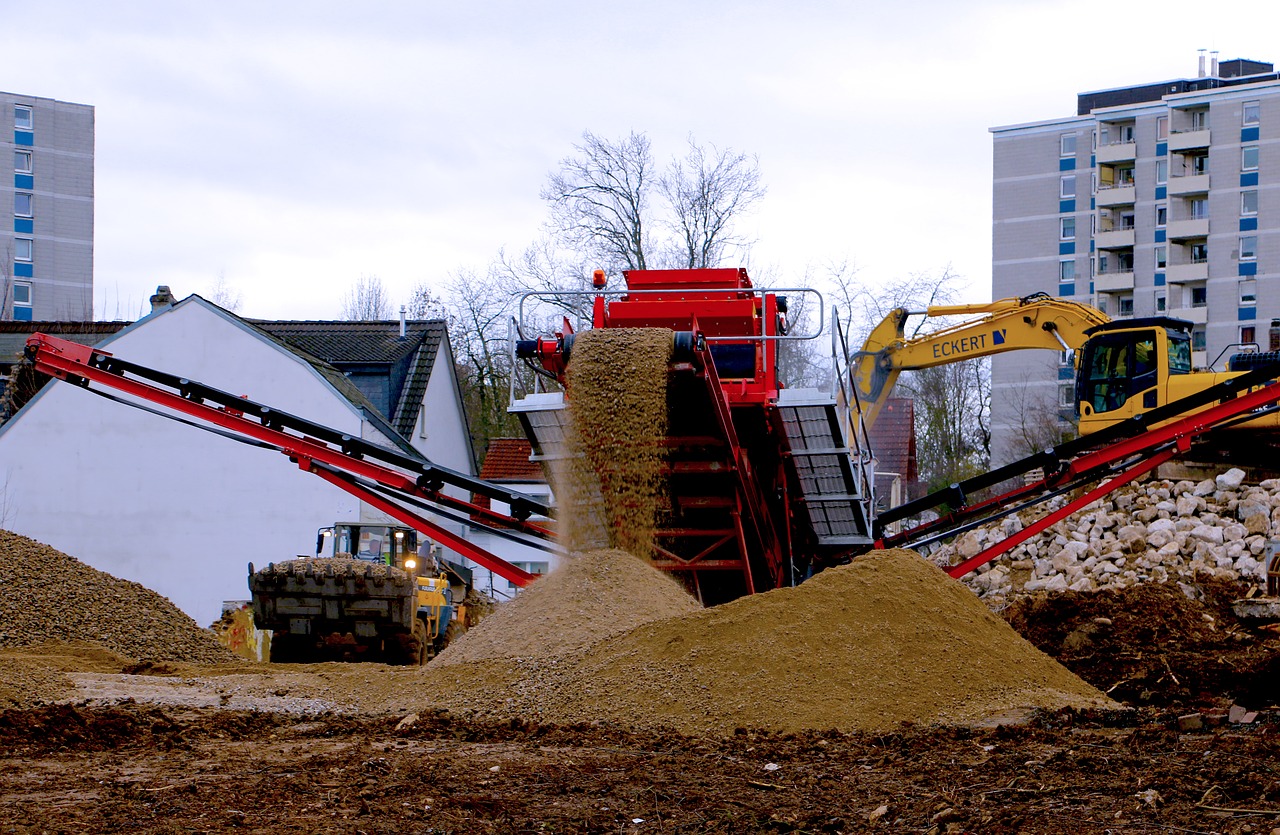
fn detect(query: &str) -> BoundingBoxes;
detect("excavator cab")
[1075,318,1193,425]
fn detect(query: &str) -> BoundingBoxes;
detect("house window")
[14,238,32,261]
[1155,205,1167,227]
[1060,134,1076,156]
[1191,285,1208,308]
[1060,175,1076,198]
[1156,159,1168,184]
[1240,279,1258,304]
[14,150,31,173]
[1244,101,1261,126]
[1242,325,1257,345]
[1192,327,1207,352]
[14,193,32,217]
[1243,146,1260,171]
[1157,116,1169,140]
[1240,236,1258,260]
[1060,217,1075,240]
[1059,259,1076,281]
[14,105,32,130]
[1242,190,1259,215]
[1118,295,1134,317]
[1156,292,1167,312]
[1155,246,1167,269]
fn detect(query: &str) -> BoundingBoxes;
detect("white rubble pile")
[929,468,1275,602]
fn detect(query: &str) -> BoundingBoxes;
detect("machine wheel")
[394,619,429,666]
[269,633,303,664]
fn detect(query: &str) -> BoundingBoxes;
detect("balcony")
[1096,141,1137,163]
[1166,261,1209,283]
[1095,270,1135,292]
[1168,129,1211,151]
[1096,184,1136,207]
[1167,218,1209,240]
[1095,228,1135,249]
[1170,305,1208,325]
[1168,173,1210,195]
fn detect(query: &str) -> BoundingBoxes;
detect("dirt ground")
[3,576,1280,834]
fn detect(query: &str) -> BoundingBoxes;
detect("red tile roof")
[479,438,544,482]
[868,397,918,483]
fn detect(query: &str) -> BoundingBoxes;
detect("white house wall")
[0,300,372,627]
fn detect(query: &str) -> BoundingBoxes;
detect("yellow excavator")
[850,292,1279,437]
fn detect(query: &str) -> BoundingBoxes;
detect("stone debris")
[929,468,1278,602]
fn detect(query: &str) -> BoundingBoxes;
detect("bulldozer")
[248,523,486,664]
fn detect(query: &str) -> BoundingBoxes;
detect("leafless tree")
[543,131,655,275]
[206,271,243,312]
[659,137,765,269]
[405,282,450,320]
[1007,370,1075,458]
[341,274,393,320]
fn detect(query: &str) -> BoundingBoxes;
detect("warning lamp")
[592,269,607,289]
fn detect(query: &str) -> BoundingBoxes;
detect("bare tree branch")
[341,275,393,320]
[660,137,765,269]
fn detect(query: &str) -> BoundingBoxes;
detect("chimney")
[149,285,175,313]
[1198,48,1207,78]
[399,305,407,339]
[1211,50,1219,77]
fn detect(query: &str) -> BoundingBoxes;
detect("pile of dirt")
[425,549,1115,734]
[0,530,239,666]
[432,548,702,666]
[558,327,671,556]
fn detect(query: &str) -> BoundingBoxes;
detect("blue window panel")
[1240,306,1257,321]
[1059,199,1075,213]
[1089,281,1095,293]
[1058,366,1075,381]
[13,262,32,278]
[14,174,33,189]
[12,306,32,322]
[1242,172,1259,187]
[13,131,33,146]
[13,218,32,234]
[1155,186,1167,200]
[1089,239,1095,253]
[1059,242,1075,255]
[1155,230,1166,243]
[1241,217,1259,232]
[1059,282,1076,297]
[1156,142,1167,156]
[1242,127,1260,142]
[1240,261,1258,276]
[1059,157,1076,171]
[1155,273,1166,286]
[1090,198,1096,211]
[1089,155,1096,167]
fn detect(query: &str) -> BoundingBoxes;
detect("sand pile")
[432,548,702,666]
[423,549,1114,734]
[558,327,671,556]
[0,530,238,665]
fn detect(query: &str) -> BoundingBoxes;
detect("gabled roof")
[478,438,544,483]
[868,396,918,484]
[0,321,129,368]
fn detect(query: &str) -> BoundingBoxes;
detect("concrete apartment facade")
[2,92,94,321]
[990,56,1280,466]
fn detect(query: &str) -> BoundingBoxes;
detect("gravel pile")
[0,530,239,664]
[931,468,1279,602]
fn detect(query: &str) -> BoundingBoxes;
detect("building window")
[1155,246,1167,268]
[1240,236,1258,260]
[1243,190,1259,215]
[1096,295,1108,315]
[1157,116,1169,140]
[14,238,32,261]
[1155,205,1167,227]
[1190,242,1208,263]
[1059,259,1076,281]
[1240,279,1258,304]
[13,193,32,217]
[1190,153,1208,175]
[1060,217,1075,240]
[1058,384,1075,408]
[1190,109,1208,131]
[1244,101,1261,126]
[1060,133,1076,156]
[1192,327,1207,352]
[1190,197,1208,220]
[1115,166,1135,186]
[1156,292,1167,312]
[1243,146,1260,171]
[1191,285,1208,308]
[1156,159,1168,184]
[1242,325,1257,345]
[13,105,32,130]
[14,150,31,173]
[1118,295,1134,317]
[1060,175,1076,198]
[12,282,31,305]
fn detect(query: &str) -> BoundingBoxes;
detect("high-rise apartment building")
[990,56,1279,465]
[2,92,94,321]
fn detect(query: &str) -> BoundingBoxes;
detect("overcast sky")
[7,1,1278,320]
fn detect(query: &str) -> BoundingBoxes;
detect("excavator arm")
[851,292,1110,428]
